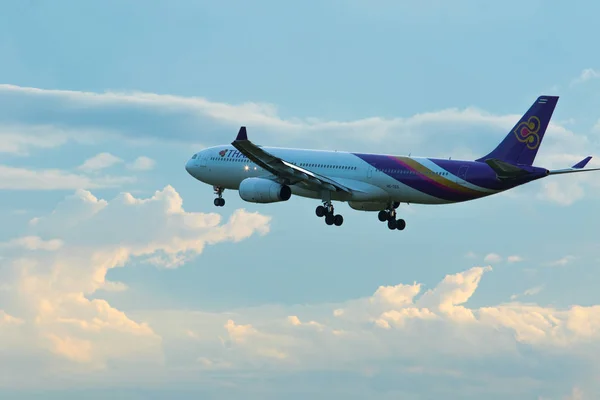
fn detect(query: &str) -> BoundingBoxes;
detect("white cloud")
[484,253,502,263]
[1,189,599,397]
[0,124,115,155]
[549,255,577,267]
[123,264,600,397]
[0,185,272,379]
[511,285,543,301]
[539,179,586,206]
[507,255,523,263]
[78,152,123,171]
[571,68,600,86]
[0,310,24,326]
[127,156,156,171]
[0,85,581,148]
[0,165,135,190]
[0,236,63,251]
[523,286,543,296]
[0,124,69,155]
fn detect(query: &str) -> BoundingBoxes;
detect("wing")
[548,156,600,175]
[231,127,353,194]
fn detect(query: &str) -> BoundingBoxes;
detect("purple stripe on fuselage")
[388,156,490,199]
[352,153,491,202]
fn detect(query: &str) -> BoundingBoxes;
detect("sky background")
[1,1,600,399]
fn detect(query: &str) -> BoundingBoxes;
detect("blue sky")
[1,1,600,399]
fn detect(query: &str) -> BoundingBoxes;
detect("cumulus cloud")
[571,68,600,86]
[484,253,502,263]
[127,156,156,171]
[125,264,600,398]
[507,255,524,263]
[0,185,272,382]
[1,187,599,398]
[480,253,523,265]
[78,152,123,171]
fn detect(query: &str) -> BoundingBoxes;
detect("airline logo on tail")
[514,116,541,150]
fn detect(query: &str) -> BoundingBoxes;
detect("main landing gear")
[378,207,406,231]
[213,186,225,207]
[315,202,344,227]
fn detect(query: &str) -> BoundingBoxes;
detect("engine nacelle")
[348,201,388,211]
[239,178,292,203]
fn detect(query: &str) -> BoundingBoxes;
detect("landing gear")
[316,205,326,217]
[378,204,406,231]
[213,186,225,207]
[315,202,344,226]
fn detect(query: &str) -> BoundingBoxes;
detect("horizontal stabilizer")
[547,156,600,175]
[485,158,530,180]
[572,156,592,169]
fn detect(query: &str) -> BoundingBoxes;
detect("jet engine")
[239,178,292,203]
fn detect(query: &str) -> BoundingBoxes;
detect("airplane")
[185,95,600,231]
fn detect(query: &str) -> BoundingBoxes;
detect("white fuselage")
[185,145,484,208]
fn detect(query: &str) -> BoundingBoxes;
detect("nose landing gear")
[213,186,225,207]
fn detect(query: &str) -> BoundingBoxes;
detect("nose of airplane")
[185,158,194,175]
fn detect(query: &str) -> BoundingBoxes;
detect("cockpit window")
[192,154,197,159]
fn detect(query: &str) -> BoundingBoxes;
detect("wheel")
[214,198,220,207]
[325,214,334,225]
[219,198,225,206]
[334,214,344,226]
[378,210,388,222]
[396,219,406,230]
[316,205,326,217]
[387,212,396,221]
[387,219,397,230]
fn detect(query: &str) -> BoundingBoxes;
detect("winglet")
[572,156,592,169]
[235,126,248,141]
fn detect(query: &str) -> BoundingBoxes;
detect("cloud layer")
[0,186,598,398]
[0,186,271,386]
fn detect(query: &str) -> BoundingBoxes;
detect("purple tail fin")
[476,95,559,166]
